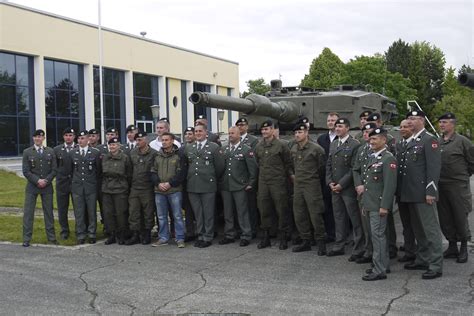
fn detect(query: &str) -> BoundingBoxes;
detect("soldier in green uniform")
[182,127,197,241]
[53,127,77,240]
[219,126,257,246]
[101,137,132,245]
[22,129,57,247]
[124,124,138,155]
[437,112,473,263]
[71,130,101,244]
[326,118,365,259]
[361,128,398,281]
[255,120,293,250]
[195,114,222,146]
[88,128,101,148]
[290,123,327,255]
[354,111,372,143]
[236,117,258,150]
[352,122,377,264]
[125,131,157,245]
[401,110,443,279]
[184,123,224,248]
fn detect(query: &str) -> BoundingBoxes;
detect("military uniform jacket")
[399,129,441,203]
[123,142,137,156]
[101,151,132,194]
[326,136,360,190]
[185,141,224,193]
[439,132,474,184]
[22,146,57,194]
[130,146,158,190]
[220,143,258,192]
[53,143,77,189]
[352,142,372,187]
[361,149,397,211]
[290,141,326,186]
[241,134,258,150]
[71,147,101,194]
[255,137,293,184]
[395,139,409,198]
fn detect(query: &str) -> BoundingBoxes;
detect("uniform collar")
[241,133,248,140]
[34,144,43,151]
[230,141,241,149]
[338,134,350,144]
[408,128,425,142]
[197,139,207,147]
[372,148,386,157]
[79,145,89,152]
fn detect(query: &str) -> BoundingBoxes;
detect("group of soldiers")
[22,108,473,281]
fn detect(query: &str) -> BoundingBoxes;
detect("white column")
[210,84,217,133]
[33,56,46,142]
[83,64,95,129]
[158,76,167,119]
[124,70,134,126]
[186,80,194,126]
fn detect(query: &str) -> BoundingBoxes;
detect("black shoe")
[194,240,203,248]
[327,249,345,257]
[279,236,288,250]
[219,238,235,245]
[199,241,212,248]
[22,241,30,247]
[292,240,311,253]
[399,245,405,251]
[240,239,250,247]
[443,241,459,258]
[398,255,416,263]
[89,238,96,244]
[310,238,316,246]
[317,240,327,256]
[422,270,442,279]
[348,254,363,262]
[404,262,428,270]
[362,273,387,281]
[292,236,303,245]
[77,239,85,245]
[125,231,141,246]
[141,230,151,245]
[456,241,468,263]
[48,240,58,245]
[185,235,196,242]
[104,235,116,245]
[117,231,126,245]
[257,231,271,249]
[356,256,372,264]
[365,268,391,274]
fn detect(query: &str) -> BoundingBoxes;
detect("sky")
[7,0,474,92]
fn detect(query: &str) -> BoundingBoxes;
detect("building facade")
[0,2,239,156]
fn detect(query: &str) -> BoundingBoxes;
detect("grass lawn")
[0,214,105,246]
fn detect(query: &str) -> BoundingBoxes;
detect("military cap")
[359,110,372,118]
[78,130,89,137]
[366,113,381,122]
[335,118,350,127]
[362,122,377,131]
[406,110,426,118]
[63,127,75,135]
[296,116,309,124]
[196,114,207,120]
[106,127,117,134]
[293,122,308,131]
[158,117,169,123]
[88,128,100,135]
[184,126,195,133]
[134,131,147,140]
[235,117,248,125]
[260,120,273,129]
[369,127,387,137]
[438,112,456,120]
[33,129,45,137]
[126,124,137,132]
[108,137,120,145]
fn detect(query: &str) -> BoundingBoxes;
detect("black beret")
[369,127,387,137]
[438,112,456,120]
[296,116,309,124]
[336,118,350,127]
[108,137,120,145]
[359,110,372,118]
[235,117,248,125]
[158,117,169,123]
[196,114,207,120]
[362,122,377,131]
[33,129,45,137]
[184,127,195,133]
[126,125,137,132]
[260,120,273,129]
[134,131,147,140]
[89,128,99,135]
[293,122,308,131]
[63,127,75,135]
[406,110,426,118]
[366,113,381,122]
[106,127,117,134]
[78,130,89,137]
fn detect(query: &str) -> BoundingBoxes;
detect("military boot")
[279,233,288,250]
[443,241,459,258]
[257,231,271,249]
[457,241,468,263]
[105,232,116,245]
[117,231,126,245]
[317,240,327,256]
[141,229,151,245]
[292,239,311,252]
[125,231,140,246]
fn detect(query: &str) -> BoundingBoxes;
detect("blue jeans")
[155,192,185,241]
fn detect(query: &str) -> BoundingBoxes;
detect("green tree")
[385,39,411,77]
[241,78,270,97]
[301,47,345,89]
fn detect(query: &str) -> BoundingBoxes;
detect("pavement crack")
[382,275,411,316]
[104,299,137,316]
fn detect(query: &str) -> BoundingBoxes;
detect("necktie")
[66,146,71,152]
[131,143,134,149]
[81,149,85,157]
[337,140,342,148]
[231,145,235,152]
[38,147,43,155]
[197,143,202,151]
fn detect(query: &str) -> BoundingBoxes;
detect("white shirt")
[329,130,337,142]
[240,133,248,141]
[79,146,89,156]
[34,144,43,152]
[127,141,137,149]
[372,148,386,158]
[338,134,350,145]
[229,141,241,150]
[150,138,181,151]
[196,139,208,149]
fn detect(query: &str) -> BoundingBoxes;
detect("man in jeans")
[150,132,187,248]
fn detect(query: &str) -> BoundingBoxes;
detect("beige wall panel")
[167,78,183,135]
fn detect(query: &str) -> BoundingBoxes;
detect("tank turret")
[458,72,474,88]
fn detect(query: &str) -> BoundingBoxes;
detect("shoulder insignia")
[431,141,438,149]
[249,151,254,157]
[390,163,397,169]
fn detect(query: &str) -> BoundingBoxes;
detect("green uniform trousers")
[23,192,56,242]
[128,189,155,231]
[438,182,471,241]
[56,188,71,237]
[188,192,216,242]
[258,182,290,234]
[368,210,389,275]
[293,184,325,241]
[397,202,417,257]
[102,193,129,233]
[72,191,97,239]
[222,190,252,240]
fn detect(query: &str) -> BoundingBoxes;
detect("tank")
[458,72,474,89]
[189,79,398,135]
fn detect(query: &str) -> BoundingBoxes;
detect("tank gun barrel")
[458,72,474,88]
[189,92,300,122]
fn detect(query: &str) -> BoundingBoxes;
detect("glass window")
[17,87,30,115]
[54,61,69,87]
[69,64,79,91]
[0,52,15,84]
[133,73,158,123]
[0,85,16,115]
[0,117,17,156]
[44,60,54,89]
[16,55,29,86]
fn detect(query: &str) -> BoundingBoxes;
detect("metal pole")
[98,0,105,143]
